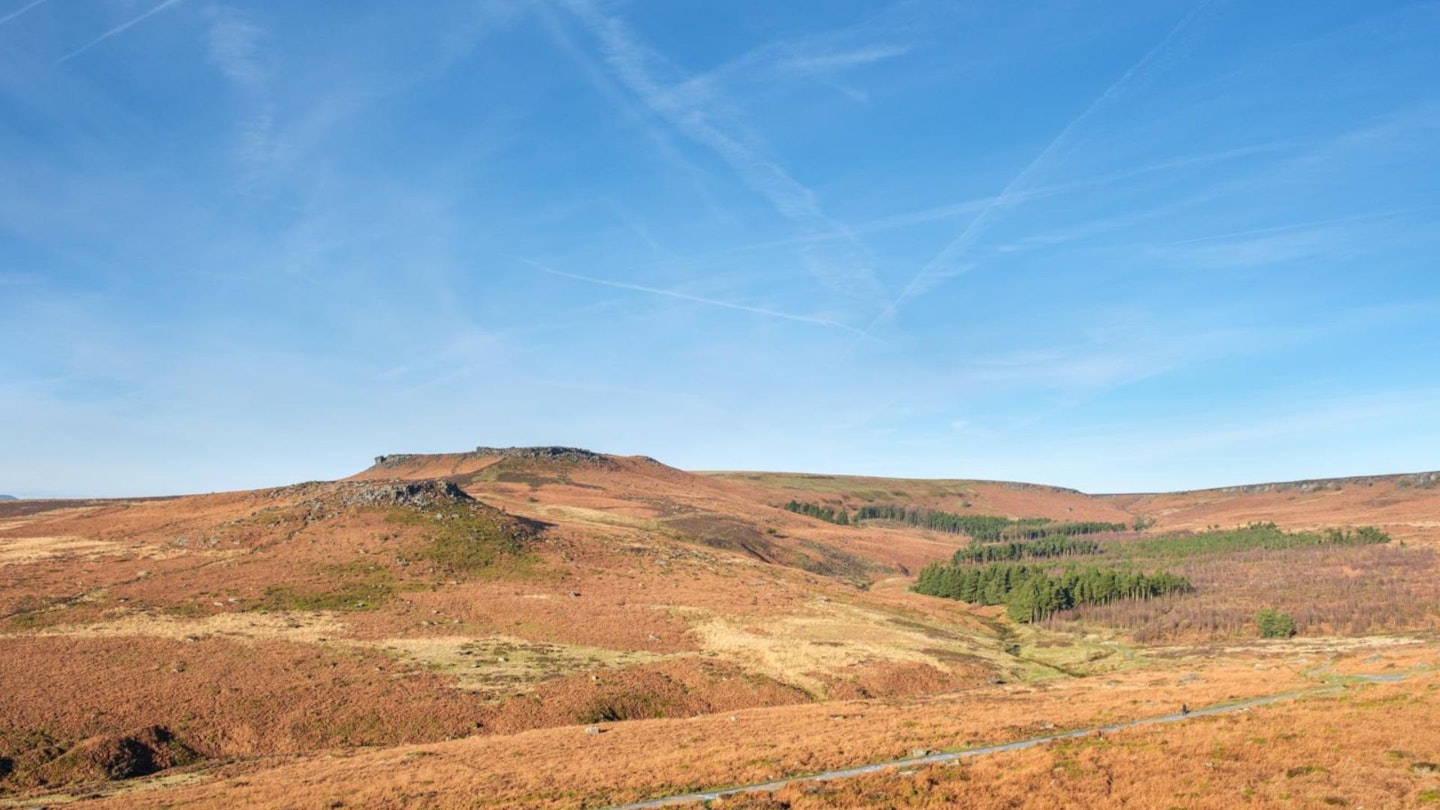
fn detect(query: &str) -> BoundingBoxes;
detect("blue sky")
[2,0,1438,497]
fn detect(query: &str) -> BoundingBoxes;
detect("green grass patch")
[252,581,392,612]
[251,562,395,612]
[388,502,542,580]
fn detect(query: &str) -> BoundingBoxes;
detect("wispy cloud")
[533,3,737,227]
[728,40,910,102]
[1145,207,1432,269]
[526,260,872,337]
[204,5,275,170]
[1117,391,1440,464]
[649,139,1291,267]
[948,322,1292,395]
[554,0,881,298]
[780,42,908,73]
[665,3,913,104]
[0,0,54,28]
[868,0,1217,331]
[56,0,187,64]
[206,5,266,87]
[1165,207,1431,247]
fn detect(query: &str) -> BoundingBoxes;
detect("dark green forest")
[852,505,1127,542]
[913,562,1191,623]
[911,522,1392,627]
[949,536,1102,564]
[1121,521,1389,559]
[783,500,850,525]
[915,562,1186,625]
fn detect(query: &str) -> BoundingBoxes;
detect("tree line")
[853,505,1128,542]
[949,536,1103,564]
[1124,522,1390,559]
[783,500,851,525]
[913,561,1191,623]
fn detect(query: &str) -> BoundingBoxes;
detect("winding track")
[604,682,1380,809]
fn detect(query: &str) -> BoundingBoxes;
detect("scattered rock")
[583,726,604,735]
[255,480,479,518]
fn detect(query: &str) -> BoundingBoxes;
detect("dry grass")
[40,639,1433,809]
[1050,537,1440,642]
[375,635,663,699]
[691,600,993,695]
[4,453,1440,807]
[0,535,132,564]
[714,672,1440,809]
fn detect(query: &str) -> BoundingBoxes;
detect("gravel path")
[604,683,1361,809]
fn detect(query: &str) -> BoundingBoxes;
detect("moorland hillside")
[2,450,1437,807]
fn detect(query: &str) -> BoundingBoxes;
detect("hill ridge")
[1103,469,1440,498]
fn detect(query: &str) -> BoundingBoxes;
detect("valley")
[1,449,1437,808]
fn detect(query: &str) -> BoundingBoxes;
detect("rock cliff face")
[473,446,612,464]
[372,446,616,469]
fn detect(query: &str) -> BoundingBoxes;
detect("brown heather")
[1,452,1438,807]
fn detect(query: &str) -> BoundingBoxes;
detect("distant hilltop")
[372,446,613,468]
[0,494,16,500]
[1110,470,1440,497]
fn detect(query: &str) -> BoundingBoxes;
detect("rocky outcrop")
[371,446,618,470]
[254,480,474,514]
[474,446,612,463]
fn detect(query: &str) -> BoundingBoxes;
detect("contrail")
[557,0,881,298]
[0,0,55,28]
[528,261,873,338]
[1162,206,1434,246]
[56,0,187,64]
[868,0,1215,332]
